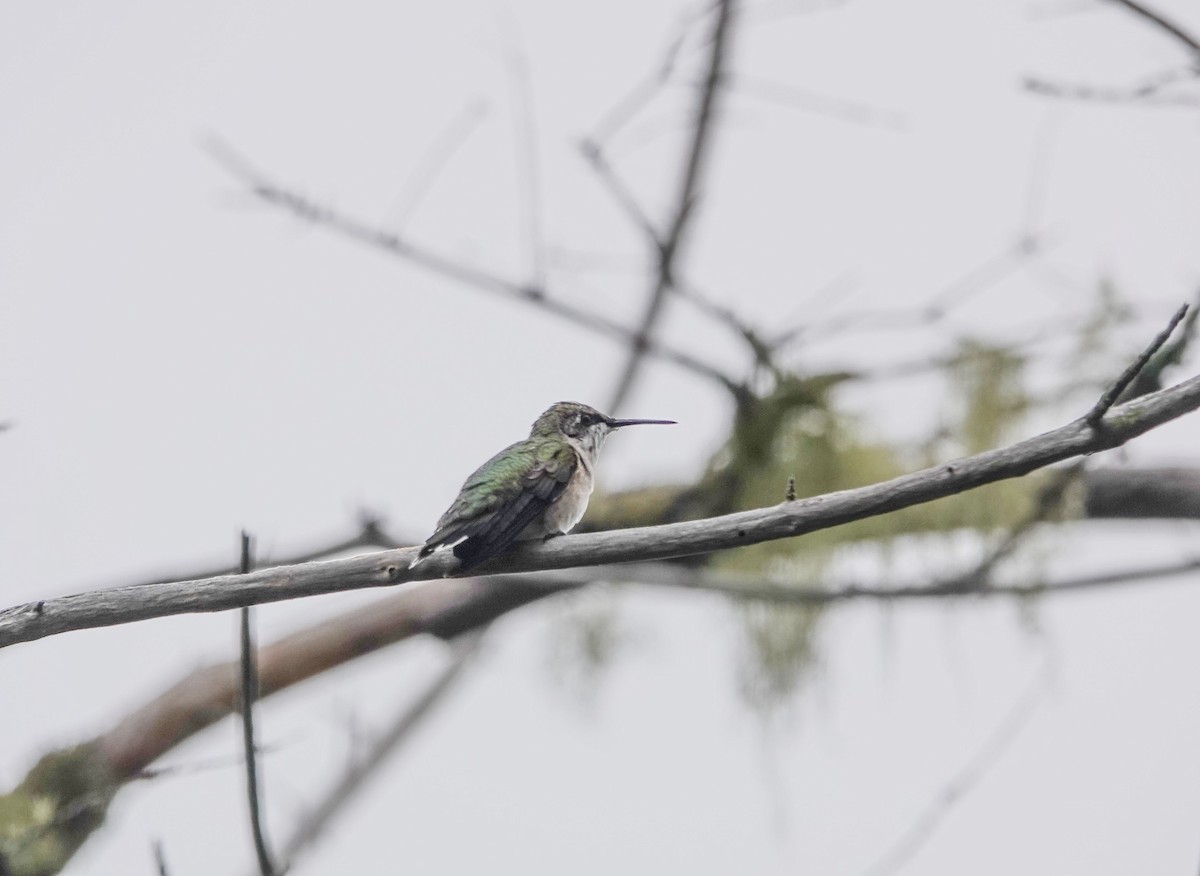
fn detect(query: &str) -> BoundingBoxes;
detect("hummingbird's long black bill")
[609,418,676,427]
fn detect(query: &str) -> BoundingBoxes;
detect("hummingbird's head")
[531,402,675,456]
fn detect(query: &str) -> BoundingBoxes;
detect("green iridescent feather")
[420,436,577,570]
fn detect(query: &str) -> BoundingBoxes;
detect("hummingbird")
[412,401,675,572]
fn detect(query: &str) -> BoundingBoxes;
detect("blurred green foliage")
[560,287,1170,713]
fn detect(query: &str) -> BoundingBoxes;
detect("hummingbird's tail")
[408,544,436,570]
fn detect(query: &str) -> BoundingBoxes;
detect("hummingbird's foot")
[541,531,565,542]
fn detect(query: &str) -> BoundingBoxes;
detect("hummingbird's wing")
[418,440,577,572]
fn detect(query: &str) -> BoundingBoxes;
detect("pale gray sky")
[3,1,1200,873]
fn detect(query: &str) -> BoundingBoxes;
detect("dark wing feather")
[419,440,575,571]
[452,490,549,570]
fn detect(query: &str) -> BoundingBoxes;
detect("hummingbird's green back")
[437,436,576,527]
[418,434,578,570]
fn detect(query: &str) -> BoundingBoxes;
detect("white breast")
[544,467,593,533]
[541,440,595,535]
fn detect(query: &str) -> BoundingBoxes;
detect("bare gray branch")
[4,372,1200,649]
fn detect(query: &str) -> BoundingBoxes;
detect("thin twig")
[606,0,737,414]
[1024,76,1200,106]
[1025,0,1200,107]
[89,577,534,782]
[153,840,170,876]
[381,98,489,233]
[934,461,1085,590]
[726,73,906,130]
[579,137,661,243]
[542,549,1200,603]
[928,237,1055,317]
[1126,64,1200,96]
[580,140,766,362]
[1021,111,1062,242]
[239,533,277,876]
[773,237,1062,352]
[202,137,741,397]
[767,272,859,350]
[1087,303,1188,426]
[109,513,404,591]
[858,665,1050,876]
[134,745,283,781]
[1109,0,1200,55]
[272,635,482,874]
[586,4,707,149]
[502,23,547,289]
[1122,294,1200,400]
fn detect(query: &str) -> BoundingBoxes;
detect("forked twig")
[1087,303,1188,427]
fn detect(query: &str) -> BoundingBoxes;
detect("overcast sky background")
[3,1,1200,873]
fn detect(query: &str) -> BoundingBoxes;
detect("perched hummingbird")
[412,401,675,572]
